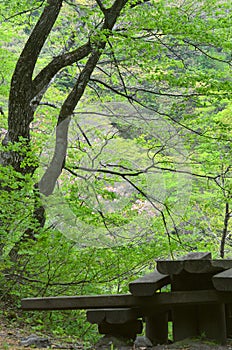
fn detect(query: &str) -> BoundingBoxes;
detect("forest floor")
[1,316,232,350]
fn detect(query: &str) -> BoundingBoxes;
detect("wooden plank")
[198,304,227,345]
[98,320,143,340]
[184,259,212,273]
[86,309,105,324]
[156,260,184,275]
[225,304,232,337]
[156,252,211,275]
[182,252,211,260]
[145,312,169,345]
[129,270,170,296]
[184,260,232,274]
[21,294,137,311]
[21,290,232,311]
[171,272,214,291]
[87,308,139,324]
[172,305,198,342]
[213,268,232,291]
[173,302,227,345]
[211,260,232,270]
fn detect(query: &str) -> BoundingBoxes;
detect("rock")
[20,334,51,348]
[95,334,134,348]
[134,336,153,348]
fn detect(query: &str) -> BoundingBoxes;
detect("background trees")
[0,0,231,339]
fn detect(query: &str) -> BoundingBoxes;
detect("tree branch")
[32,42,91,96]
[2,1,46,21]
[183,39,232,67]
[39,0,129,196]
[90,78,232,142]
[10,0,63,88]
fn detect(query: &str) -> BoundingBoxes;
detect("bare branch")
[11,0,63,87]
[90,78,232,142]
[39,0,129,196]
[95,0,107,14]
[32,43,91,96]
[220,202,230,258]
[1,1,46,22]
[183,39,232,67]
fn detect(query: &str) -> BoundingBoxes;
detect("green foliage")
[0,0,232,341]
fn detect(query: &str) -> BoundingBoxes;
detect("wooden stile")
[213,268,232,291]
[129,270,170,296]
[21,252,232,346]
[21,290,232,311]
[87,308,140,324]
[156,252,211,275]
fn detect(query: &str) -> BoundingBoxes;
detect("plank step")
[129,270,170,296]
[156,252,211,275]
[213,268,232,291]
[87,307,140,324]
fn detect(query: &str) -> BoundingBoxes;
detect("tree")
[0,0,231,255]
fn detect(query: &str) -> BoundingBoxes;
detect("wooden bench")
[21,252,232,345]
[129,270,170,296]
[87,308,142,340]
[128,269,171,344]
[156,252,232,344]
[22,290,232,343]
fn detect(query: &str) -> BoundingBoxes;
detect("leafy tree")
[0,0,231,285]
[0,1,231,340]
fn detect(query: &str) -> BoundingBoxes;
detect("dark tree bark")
[220,202,231,258]
[38,0,128,196]
[1,0,63,173]
[1,0,128,233]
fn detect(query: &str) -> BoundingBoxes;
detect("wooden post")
[98,319,143,340]
[198,304,227,344]
[172,305,198,341]
[225,304,232,338]
[145,311,169,345]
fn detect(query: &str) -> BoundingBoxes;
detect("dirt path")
[0,318,83,349]
[1,317,232,350]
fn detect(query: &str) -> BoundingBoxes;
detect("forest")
[0,0,231,343]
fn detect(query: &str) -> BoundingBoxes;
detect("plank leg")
[225,304,232,338]
[172,305,198,341]
[198,304,226,344]
[145,311,169,345]
[98,319,143,340]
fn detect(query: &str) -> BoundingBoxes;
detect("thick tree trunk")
[39,0,128,196]
[1,0,128,237]
[0,0,63,173]
[220,202,230,258]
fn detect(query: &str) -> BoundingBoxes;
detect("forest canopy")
[0,0,231,337]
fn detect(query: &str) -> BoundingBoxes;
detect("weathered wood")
[145,312,169,345]
[21,252,232,346]
[173,302,227,344]
[184,259,232,274]
[211,260,232,270]
[198,304,227,345]
[182,252,212,260]
[156,260,184,275]
[87,308,139,324]
[171,272,214,291]
[98,320,143,340]
[21,294,137,310]
[172,305,198,342]
[21,290,232,311]
[129,270,170,296]
[156,252,211,275]
[213,268,232,291]
[225,304,232,338]
[184,259,213,273]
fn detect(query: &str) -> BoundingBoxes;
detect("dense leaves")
[0,0,231,340]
